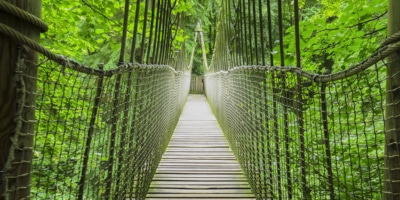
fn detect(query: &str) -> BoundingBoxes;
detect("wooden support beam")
[384,0,400,199]
[0,0,42,198]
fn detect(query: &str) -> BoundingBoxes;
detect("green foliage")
[41,0,125,69]
[274,0,386,73]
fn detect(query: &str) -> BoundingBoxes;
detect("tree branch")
[81,0,120,26]
[347,11,388,29]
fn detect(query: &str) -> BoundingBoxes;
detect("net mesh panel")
[206,64,386,199]
[205,0,392,199]
[27,61,189,199]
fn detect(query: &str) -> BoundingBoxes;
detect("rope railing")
[206,61,387,199]
[24,59,189,199]
[205,0,398,199]
[0,0,48,32]
[1,0,192,199]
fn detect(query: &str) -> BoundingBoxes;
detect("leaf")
[95,28,104,34]
[96,38,104,44]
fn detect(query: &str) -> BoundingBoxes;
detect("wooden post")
[385,0,400,199]
[0,0,42,199]
[197,22,209,70]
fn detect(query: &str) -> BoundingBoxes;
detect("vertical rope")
[139,0,150,63]
[159,0,169,64]
[247,0,253,64]
[262,71,273,198]
[321,82,335,200]
[258,0,266,65]
[118,0,131,63]
[241,0,249,65]
[77,63,104,200]
[130,0,142,62]
[277,1,292,198]
[230,0,239,67]
[293,1,307,198]
[236,0,244,66]
[251,0,258,65]
[127,72,142,199]
[152,0,162,63]
[105,72,122,199]
[115,68,135,199]
[146,0,157,63]
[266,0,274,65]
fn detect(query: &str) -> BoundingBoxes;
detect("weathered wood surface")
[146,95,255,199]
[0,1,42,198]
[385,0,400,199]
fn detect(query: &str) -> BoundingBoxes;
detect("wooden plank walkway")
[146,95,255,199]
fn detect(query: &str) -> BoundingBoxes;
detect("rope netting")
[2,0,400,199]
[30,62,188,200]
[205,0,400,199]
[1,0,191,199]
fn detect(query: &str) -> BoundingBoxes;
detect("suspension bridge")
[147,95,255,199]
[1,0,400,199]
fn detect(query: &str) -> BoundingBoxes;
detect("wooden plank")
[161,155,235,159]
[147,95,255,199]
[150,181,251,185]
[152,177,248,181]
[146,193,255,198]
[153,173,245,177]
[160,161,238,164]
[151,185,251,190]
[169,145,230,148]
[155,170,242,174]
[156,167,242,170]
[162,153,234,156]
[165,148,231,151]
[147,198,256,200]
[168,138,227,141]
[159,160,239,164]
[156,165,242,169]
[148,188,253,194]
[157,163,240,166]
[154,173,245,177]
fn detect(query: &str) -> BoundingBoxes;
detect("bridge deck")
[146,95,255,199]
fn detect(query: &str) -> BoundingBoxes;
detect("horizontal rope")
[0,22,182,77]
[0,22,100,74]
[0,0,48,32]
[380,31,400,47]
[215,40,400,83]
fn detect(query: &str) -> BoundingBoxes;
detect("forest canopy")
[40,0,386,74]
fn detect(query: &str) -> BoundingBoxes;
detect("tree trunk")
[0,1,42,199]
[384,0,400,199]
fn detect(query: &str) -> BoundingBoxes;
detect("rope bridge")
[1,0,400,199]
